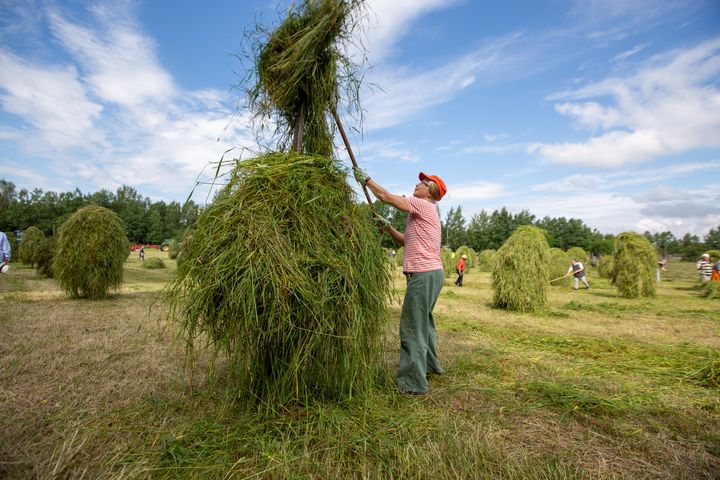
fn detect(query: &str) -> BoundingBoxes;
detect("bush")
[548,248,572,288]
[53,205,130,299]
[455,245,476,269]
[18,226,44,267]
[598,254,614,279]
[164,152,391,407]
[35,237,56,278]
[566,246,589,267]
[477,249,497,272]
[611,232,656,299]
[142,257,166,269]
[492,226,550,312]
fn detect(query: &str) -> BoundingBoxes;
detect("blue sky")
[1,0,719,237]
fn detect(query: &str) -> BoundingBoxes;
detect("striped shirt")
[697,259,713,279]
[403,196,442,273]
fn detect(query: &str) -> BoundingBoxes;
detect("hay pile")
[166,152,390,405]
[701,281,720,299]
[548,248,572,288]
[395,247,404,267]
[598,255,614,279]
[492,226,550,312]
[35,237,56,278]
[18,226,44,267]
[477,249,498,272]
[167,239,180,260]
[455,246,476,269]
[611,232,656,299]
[142,257,166,269]
[566,246,589,266]
[440,247,455,277]
[249,0,363,155]
[53,205,130,299]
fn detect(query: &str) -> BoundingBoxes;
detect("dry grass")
[1,254,718,479]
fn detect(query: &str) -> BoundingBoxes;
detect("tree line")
[0,179,200,244]
[373,201,720,261]
[2,177,718,258]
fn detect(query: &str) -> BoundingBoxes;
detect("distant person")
[138,246,145,262]
[656,258,668,282]
[454,254,467,287]
[0,230,10,273]
[590,254,598,268]
[697,253,713,283]
[567,259,589,290]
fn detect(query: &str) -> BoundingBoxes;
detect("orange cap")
[419,172,447,200]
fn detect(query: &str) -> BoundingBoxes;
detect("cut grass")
[0,259,718,479]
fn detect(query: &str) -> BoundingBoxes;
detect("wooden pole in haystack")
[331,107,377,215]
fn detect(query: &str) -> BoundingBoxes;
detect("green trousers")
[396,269,444,394]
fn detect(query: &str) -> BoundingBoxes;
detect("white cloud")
[446,181,505,201]
[529,37,720,167]
[613,42,650,62]
[0,49,103,149]
[360,0,460,63]
[47,6,176,107]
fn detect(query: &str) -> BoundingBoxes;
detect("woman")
[354,167,447,395]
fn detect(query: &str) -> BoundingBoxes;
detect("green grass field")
[1,251,718,479]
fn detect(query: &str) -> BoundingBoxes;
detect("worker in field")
[0,230,10,273]
[354,167,447,395]
[697,253,713,283]
[568,258,589,290]
[454,254,467,287]
[138,246,145,262]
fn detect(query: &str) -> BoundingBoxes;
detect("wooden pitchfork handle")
[331,107,378,216]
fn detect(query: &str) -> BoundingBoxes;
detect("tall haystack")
[492,226,550,312]
[612,232,656,298]
[455,245,476,269]
[18,226,44,267]
[548,247,572,288]
[166,153,390,405]
[477,249,497,272]
[598,254,614,279]
[566,246,589,266]
[53,205,129,299]
[166,0,391,407]
[440,247,455,277]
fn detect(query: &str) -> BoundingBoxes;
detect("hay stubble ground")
[1,250,718,479]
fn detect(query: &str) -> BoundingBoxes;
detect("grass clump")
[165,152,391,408]
[689,351,720,388]
[142,257,166,269]
[566,246,588,266]
[394,246,404,267]
[477,248,497,272]
[491,226,550,312]
[17,226,44,267]
[53,205,130,299]
[701,281,720,299]
[612,232,656,299]
[548,247,572,288]
[597,254,614,278]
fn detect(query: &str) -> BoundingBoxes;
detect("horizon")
[1,0,719,238]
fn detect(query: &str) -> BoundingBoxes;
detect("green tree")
[443,206,466,250]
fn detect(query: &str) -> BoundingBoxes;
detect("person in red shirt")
[354,167,447,395]
[454,254,467,287]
